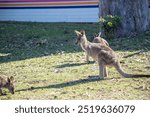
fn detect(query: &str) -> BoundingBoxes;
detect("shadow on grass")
[123,50,144,58]
[0,22,150,64]
[55,61,95,68]
[16,76,114,92]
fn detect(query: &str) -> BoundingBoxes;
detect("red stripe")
[0,0,98,3]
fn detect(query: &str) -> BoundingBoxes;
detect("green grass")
[0,21,150,100]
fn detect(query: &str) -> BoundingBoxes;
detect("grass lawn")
[0,22,150,100]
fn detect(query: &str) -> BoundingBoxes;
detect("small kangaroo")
[86,32,109,62]
[0,75,15,95]
[93,32,109,46]
[75,30,150,79]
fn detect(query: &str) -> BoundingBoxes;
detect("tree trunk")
[99,0,150,37]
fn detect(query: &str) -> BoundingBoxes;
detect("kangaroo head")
[74,30,86,45]
[93,32,102,43]
[7,76,15,94]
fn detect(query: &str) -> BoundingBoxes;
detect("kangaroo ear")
[80,30,85,35]
[7,77,11,83]
[75,30,82,36]
[10,76,14,82]
[94,33,98,37]
[98,32,101,37]
[7,76,14,83]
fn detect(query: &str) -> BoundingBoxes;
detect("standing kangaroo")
[0,75,15,95]
[75,30,150,79]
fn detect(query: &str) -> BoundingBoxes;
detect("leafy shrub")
[99,15,121,39]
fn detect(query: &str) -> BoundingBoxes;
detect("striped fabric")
[0,0,99,9]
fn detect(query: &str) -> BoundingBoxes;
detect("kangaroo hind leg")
[85,53,90,63]
[104,66,108,77]
[99,62,105,79]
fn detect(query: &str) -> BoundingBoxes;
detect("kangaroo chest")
[86,48,99,61]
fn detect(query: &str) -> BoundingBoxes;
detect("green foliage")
[99,15,121,39]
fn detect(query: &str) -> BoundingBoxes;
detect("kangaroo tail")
[114,62,150,78]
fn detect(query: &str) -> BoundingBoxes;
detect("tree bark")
[99,0,150,37]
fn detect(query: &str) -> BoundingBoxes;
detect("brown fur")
[75,30,150,79]
[0,75,15,95]
[85,33,109,63]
